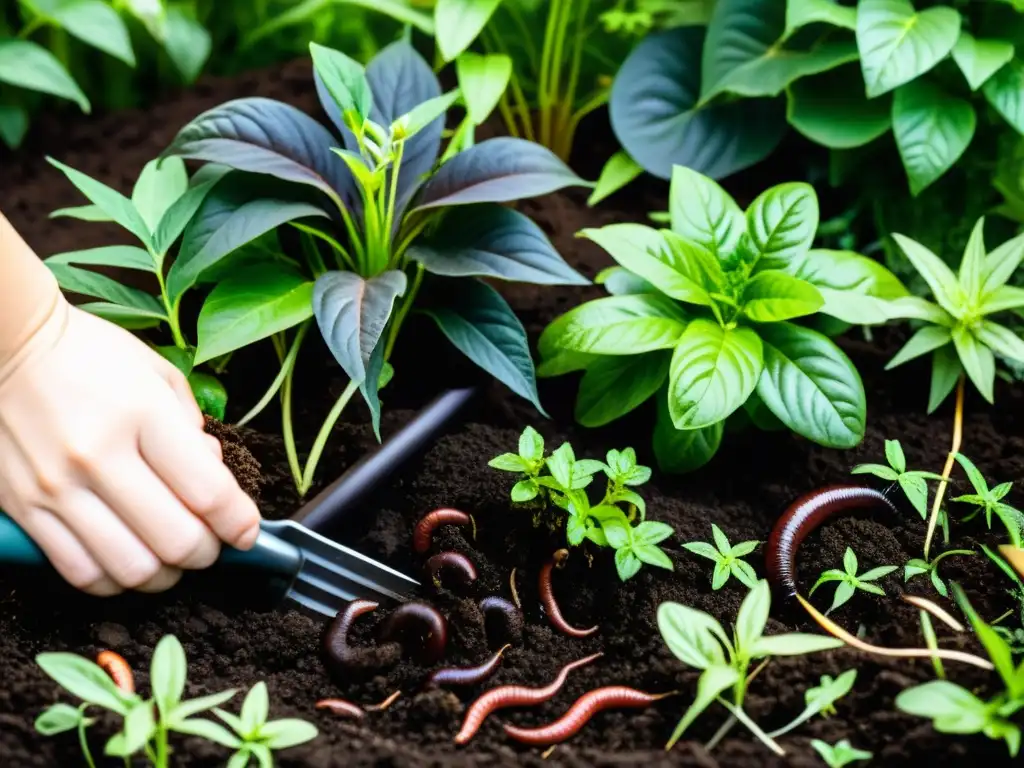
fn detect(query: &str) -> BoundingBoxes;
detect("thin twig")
[510,568,521,610]
[901,594,964,632]
[924,376,965,560]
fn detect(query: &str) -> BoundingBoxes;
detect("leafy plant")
[952,453,1024,547]
[538,167,909,472]
[810,547,897,614]
[489,427,675,580]
[810,739,873,768]
[161,39,588,495]
[214,683,318,768]
[42,155,229,418]
[851,438,945,519]
[34,635,316,767]
[904,549,974,599]
[767,669,858,739]
[682,524,759,590]
[657,579,843,753]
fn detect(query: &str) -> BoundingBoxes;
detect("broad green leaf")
[735,580,771,651]
[983,59,1024,134]
[786,0,857,34]
[976,320,1024,364]
[929,344,962,413]
[668,320,764,429]
[952,326,995,402]
[844,547,859,573]
[828,580,857,612]
[746,182,818,271]
[715,41,860,99]
[162,7,211,84]
[46,158,152,246]
[537,349,598,378]
[36,653,132,715]
[0,40,89,111]
[455,52,511,125]
[589,150,644,207]
[393,89,461,139]
[896,680,989,729]
[51,0,135,66]
[756,322,866,449]
[35,703,84,735]
[665,665,740,750]
[511,479,538,502]
[656,601,731,669]
[0,102,29,148]
[575,354,670,427]
[519,426,543,461]
[856,0,962,98]
[195,264,314,364]
[132,157,189,235]
[899,474,928,516]
[539,294,688,356]
[309,43,372,127]
[893,80,976,196]
[786,64,893,149]
[171,718,242,748]
[701,0,786,101]
[749,632,844,656]
[635,521,675,546]
[669,165,744,256]
[654,395,724,473]
[106,702,155,756]
[45,246,155,273]
[886,325,952,369]
[241,682,269,734]
[742,270,823,322]
[633,543,674,570]
[596,266,657,296]
[891,233,964,316]
[435,0,501,61]
[712,560,731,589]
[150,636,187,718]
[952,32,1015,90]
[795,248,909,323]
[260,719,319,749]
[982,230,1024,295]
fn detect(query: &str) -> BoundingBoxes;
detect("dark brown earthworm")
[766,485,898,598]
[315,699,364,719]
[379,601,448,663]
[479,596,523,645]
[454,652,603,745]
[426,644,510,688]
[539,549,597,638]
[426,552,478,589]
[323,599,402,671]
[96,651,134,694]
[502,686,674,745]
[413,509,474,553]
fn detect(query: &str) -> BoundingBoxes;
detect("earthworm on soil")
[425,552,478,588]
[539,549,597,637]
[413,509,475,553]
[502,686,674,745]
[323,599,402,671]
[766,485,899,597]
[315,699,364,719]
[379,601,448,663]
[454,652,603,745]
[479,596,523,645]
[367,690,402,711]
[426,644,511,688]
[509,568,521,609]
[96,651,134,694]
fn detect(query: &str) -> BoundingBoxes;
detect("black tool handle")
[291,386,478,536]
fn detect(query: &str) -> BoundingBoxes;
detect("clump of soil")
[204,417,263,503]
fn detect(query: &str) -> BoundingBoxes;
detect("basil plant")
[538,166,909,472]
[161,40,589,495]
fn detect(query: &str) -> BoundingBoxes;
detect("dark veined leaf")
[609,27,787,181]
[755,322,866,448]
[414,137,586,210]
[983,58,1024,135]
[786,63,892,149]
[700,0,787,100]
[746,182,819,271]
[421,278,546,415]
[538,294,689,356]
[0,40,89,111]
[312,270,408,385]
[407,204,587,285]
[654,393,724,473]
[669,165,744,256]
[952,32,1015,91]
[575,353,670,427]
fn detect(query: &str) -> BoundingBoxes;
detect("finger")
[204,433,224,462]
[88,454,222,570]
[140,414,260,549]
[163,366,204,429]
[16,508,122,596]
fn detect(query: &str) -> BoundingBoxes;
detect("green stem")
[920,610,945,680]
[18,16,46,38]
[536,0,562,147]
[931,549,974,566]
[716,698,785,757]
[155,725,170,767]
[158,270,187,349]
[546,0,573,122]
[383,264,424,360]
[383,140,405,256]
[237,321,311,427]
[299,379,360,495]
[292,222,354,271]
[77,720,97,768]
[278,336,304,492]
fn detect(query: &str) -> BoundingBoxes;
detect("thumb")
[163,366,205,430]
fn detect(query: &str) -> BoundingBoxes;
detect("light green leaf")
[46,158,152,246]
[393,90,461,139]
[540,294,688,356]
[732,559,759,588]
[49,204,112,222]
[575,353,669,427]
[259,718,319,749]
[0,40,89,111]
[716,41,860,98]
[162,8,211,84]
[152,176,222,257]
[891,232,964,316]
[844,547,858,573]
[106,702,155,756]
[786,64,893,149]
[669,165,744,256]
[893,80,976,196]
[635,521,675,545]
[741,270,823,322]
[171,690,238,722]
[657,601,731,670]
[859,565,897,581]
[171,717,242,748]
[654,397,724,473]
[132,157,189,235]
[455,52,511,125]
[711,523,730,552]
[885,439,906,473]
[786,0,856,34]
[983,59,1024,135]
[241,682,269,735]
[45,245,155,273]
[51,0,135,66]
[589,150,644,207]
[899,473,928,516]
[511,479,538,502]
[952,325,995,402]
[36,654,135,715]
[896,680,989,730]
[952,32,1015,90]
[980,285,1024,314]
[683,541,721,561]
[633,543,674,569]
[309,42,372,127]
[828,580,857,612]
[35,703,84,735]
[519,426,544,461]
[735,580,771,651]
[77,302,165,330]
[749,632,844,656]
[928,344,962,413]
[668,320,764,429]
[982,230,1024,296]
[795,248,908,323]
[886,325,952,369]
[150,636,187,718]
[435,0,501,61]
[665,665,740,750]
[851,463,900,481]
[712,561,731,589]
[856,0,962,98]
[746,182,818,271]
[975,320,1024,364]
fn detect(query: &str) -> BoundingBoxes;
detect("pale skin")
[0,211,260,595]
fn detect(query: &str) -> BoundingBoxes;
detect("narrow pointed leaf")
[46,158,151,246]
[886,325,952,369]
[952,326,995,402]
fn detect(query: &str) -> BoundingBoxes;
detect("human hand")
[0,298,261,596]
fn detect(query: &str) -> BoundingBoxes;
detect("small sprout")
[489,426,547,502]
[767,670,857,738]
[809,547,897,614]
[682,524,759,590]
[216,682,318,768]
[851,438,945,519]
[903,549,974,597]
[810,738,873,768]
[952,453,1024,547]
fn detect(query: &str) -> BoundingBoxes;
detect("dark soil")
[2,56,1024,768]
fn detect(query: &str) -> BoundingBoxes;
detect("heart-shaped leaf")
[746,182,819,271]
[701,0,787,99]
[714,41,860,99]
[456,52,512,125]
[539,294,688,356]
[952,32,1014,91]
[575,353,670,427]
[983,58,1024,135]
[786,63,893,149]
[893,80,976,196]
[435,0,502,62]
[669,166,744,256]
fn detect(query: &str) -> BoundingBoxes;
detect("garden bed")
[2,57,1023,768]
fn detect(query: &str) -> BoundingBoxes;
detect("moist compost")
[2,57,1023,767]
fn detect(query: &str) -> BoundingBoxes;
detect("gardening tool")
[0,514,419,619]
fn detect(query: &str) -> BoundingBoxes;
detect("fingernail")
[235,521,260,550]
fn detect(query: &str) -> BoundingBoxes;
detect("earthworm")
[367,690,402,711]
[900,594,964,632]
[479,596,524,645]
[323,599,402,671]
[766,485,899,598]
[426,644,510,688]
[509,568,521,609]
[539,549,597,637]
[413,508,474,553]
[426,552,478,589]
[454,652,603,745]
[502,686,674,745]
[379,601,448,663]
[315,698,364,719]
[96,651,134,694]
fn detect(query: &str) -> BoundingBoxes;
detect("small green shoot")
[810,739,873,768]
[904,549,975,598]
[214,683,318,768]
[981,544,1024,651]
[767,670,857,738]
[952,453,1024,547]
[810,547,897,614]
[682,524,759,590]
[851,439,945,519]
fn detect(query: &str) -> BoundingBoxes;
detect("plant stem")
[715,698,785,756]
[919,610,945,679]
[298,379,360,495]
[237,321,311,427]
[77,720,97,768]
[278,337,304,492]
[923,374,966,561]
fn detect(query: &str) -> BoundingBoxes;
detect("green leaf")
[490,453,528,472]
[786,0,857,33]
[683,541,722,561]
[981,230,1024,296]
[45,245,155,273]
[309,42,372,128]
[851,463,900,481]
[171,690,238,722]
[455,52,511,125]
[700,0,786,100]
[886,325,952,369]
[633,543,673,570]
[152,176,223,257]
[35,703,84,736]
[589,150,644,207]
[735,580,771,651]
[952,32,1015,90]
[511,479,538,502]
[171,717,242,748]
[979,285,1024,314]
[811,570,846,594]
[0,40,89,111]
[260,718,319,749]
[893,80,976,196]
[241,682,269,735]
[575,354,669,427]
[132,157,189,235]
[106,702,156,756]
[214,707,246,734]
[668,320,764,429]
[195,264,314,364]
[755,322,865,449]
[162,7,211,84]
[856,0,962,98]
[953,452,989,495]
[151,636,187,718]
[895,680,990,732]
[731,559,759,588]
[712,561,731,589]
[711,523,730,553]
[636,521,675,545]
[884,439,907,473]
[983,59,1024,135]
[665,665,740,750]
[188,372,227,421]
[749,632,843,656]
[46,158,152,246]
[36,653,134,715]
[49,204,112,222]
[0,102,29,149]
[745,182,818,271]
[928,345,963,413]
[828,580,857,613]
[393,89,461,139]
[435,0,501,62]
[657,601,731,670]
[844,547,858,573]
[859,565,897,581]
[741,270,823,322]
[891,233,964,316]
[795,248,909,325]
[899,473,929,517]
[976,320,1024,364]
[669,165,744,255]
[786,64,893,149]
[952,326,995,402]
[50,0,135,66]
[539,294,688,356]
[654,394,723,473]
[76,302,164,330]
[519,426,544,461]
[716,41,861,99]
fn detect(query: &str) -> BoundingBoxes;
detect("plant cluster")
[489,426,675,581]
[35,635,316,767]
[810,546,897,615]
[682,523,760,590]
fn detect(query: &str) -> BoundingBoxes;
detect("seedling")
[33,635,316,767]
[904,549,975,598]
[851,438,946,519]
[951,453,1024,548]
[658,580,843,754]
[161,40,588,495]
[766,670,857,738]
[810,739,873,768]
[682,524,759,590]
[809,547,897,614]
[490,427,674,581]
[981,544,1024,650]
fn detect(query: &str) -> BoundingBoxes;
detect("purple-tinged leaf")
[163,97,357,209]
[407,204,588,285]
[313,270,408,385]
[414,138,587,210]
